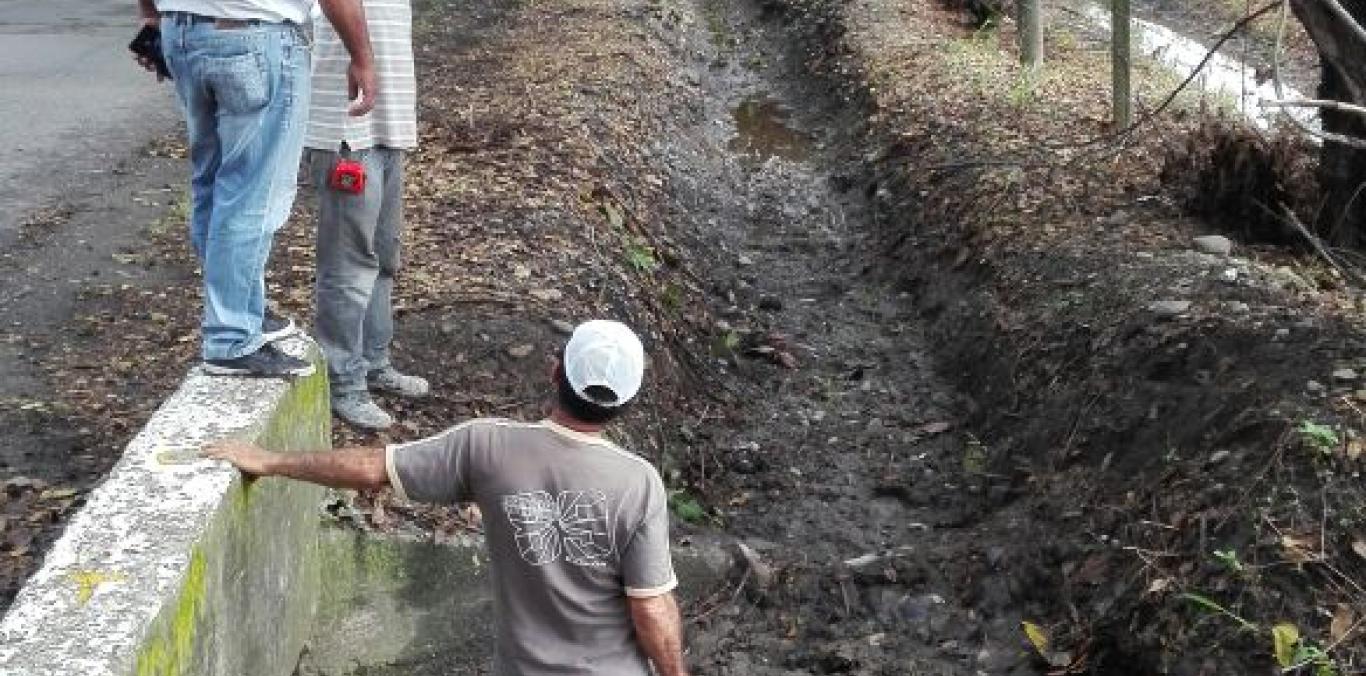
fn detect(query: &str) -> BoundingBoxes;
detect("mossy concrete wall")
[0,338,330,676]
[295,526,734,676]
[296,525,492,676]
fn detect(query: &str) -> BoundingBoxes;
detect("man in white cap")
[203,320,689,676]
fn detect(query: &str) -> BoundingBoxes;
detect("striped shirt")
[305,0,418,151]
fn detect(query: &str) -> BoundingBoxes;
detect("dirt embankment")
[763,0,1366,672]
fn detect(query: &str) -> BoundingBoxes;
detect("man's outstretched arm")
[629,592,688,676]
[202,440,388,491]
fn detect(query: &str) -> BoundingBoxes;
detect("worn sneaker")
[203,343,316,378]
[368,367,430,398]
[332,392,394,430]
[262,310,299,344]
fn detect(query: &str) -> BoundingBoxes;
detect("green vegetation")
[1181,592,1257,632]
[1299,420,1340,454]
[668,490,707,523]
[625,241,660,272]
[1212,548,1244,574]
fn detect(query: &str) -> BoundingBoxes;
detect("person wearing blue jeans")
[135,0,376,377]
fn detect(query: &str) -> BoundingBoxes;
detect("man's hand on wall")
[202,440,277,477]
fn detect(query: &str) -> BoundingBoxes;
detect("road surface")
[0,0,185,487]
[0,0,180,232]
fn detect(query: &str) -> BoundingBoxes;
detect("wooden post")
[1020,0,1044,71]
[1112,0,1132,127]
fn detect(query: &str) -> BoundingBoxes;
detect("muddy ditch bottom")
[728,94,814,165]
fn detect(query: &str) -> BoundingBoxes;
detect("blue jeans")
[161,13,311,360]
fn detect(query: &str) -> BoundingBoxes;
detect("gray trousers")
[308,146,404,396]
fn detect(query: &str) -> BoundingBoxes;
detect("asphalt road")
[0,0,180,234]
[0,0,186,485]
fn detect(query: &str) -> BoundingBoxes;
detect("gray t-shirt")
[386,418,678,676]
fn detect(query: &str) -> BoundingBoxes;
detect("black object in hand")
[129,24,172,80]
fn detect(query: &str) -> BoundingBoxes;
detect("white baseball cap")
[563,320,645,407]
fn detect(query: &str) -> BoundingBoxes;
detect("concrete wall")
[296,526,732,676]
[296,525,493,676]
[0,334,733,676]
[0,338,330,676]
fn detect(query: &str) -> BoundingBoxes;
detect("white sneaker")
[368,367,430,398]
[332,392,394,430]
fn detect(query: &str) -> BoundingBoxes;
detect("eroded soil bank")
[3,0,1364,673]
[762,0,1366,673]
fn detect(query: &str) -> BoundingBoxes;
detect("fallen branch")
[1263,201,1366,286]
[1273,0,1366,148]
[1260,98,1366,119]
[686,566,751,626]
[843,544,924,568]
[1320,0,1366,47]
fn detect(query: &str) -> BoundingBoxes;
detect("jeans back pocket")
[202,52,270,115]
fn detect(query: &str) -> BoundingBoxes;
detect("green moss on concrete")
[130,354,332,676]
[301,528,493,676]
[316,527,411,613]
[257,362,332,453]
[133,548,207,676]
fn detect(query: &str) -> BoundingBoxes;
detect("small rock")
[548,319,574,335]
[1220,268,1238,283]
[1227,301,1250,314]
[506,344,535,359]
[737,254,754,267]
[985,546,1008,569]
[732,541,773,589]
[1307,380,1326,394]
[1148,300,1191,317]
[3,476,44,494]
[1334,368,1358,381]
[1193,235,1233,256]
[529,288,563,302]
[1273,328,1290,341]
[1208,450,1231,465]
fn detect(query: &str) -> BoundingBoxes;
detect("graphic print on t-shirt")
[503,490,614,566]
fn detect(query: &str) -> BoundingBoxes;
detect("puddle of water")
[1081,4,1316,133]
[728,95,813,163]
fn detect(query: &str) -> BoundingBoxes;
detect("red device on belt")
[329,146,366,194]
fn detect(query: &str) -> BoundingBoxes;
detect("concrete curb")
[0,337,330,676]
